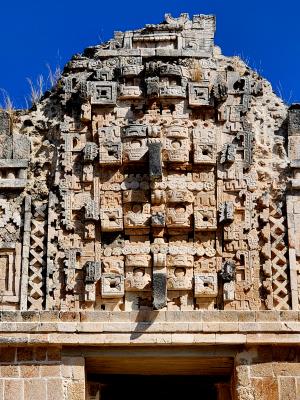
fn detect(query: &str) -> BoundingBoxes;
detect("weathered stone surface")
[0,15,300,311]
[0,12,299,400]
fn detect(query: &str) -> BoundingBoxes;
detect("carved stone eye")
[131,139,142,148]
[171,139,181,149]
[174,267,186,277]
[175,204,186,213]
[132,204,142,213]
[133,268,145,277]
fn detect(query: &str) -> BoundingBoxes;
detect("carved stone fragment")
[148,141,162,180]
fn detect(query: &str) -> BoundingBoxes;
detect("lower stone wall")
[0,312,300,399]
[234,347,300,400]
[0,347,85,400]
[1,344,300,399]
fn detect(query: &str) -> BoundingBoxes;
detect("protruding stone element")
[220,144,236,164]
[153,271,167,309]
[220,260,236,282]
[149,141,162,180]
[152,252,167,310]
[87,81,117,105]
[85,261,101,283]
[194,273,218,297]
[188,82,212,107]
[219,201,235,223]
[101,273,124,298]
[84,142,98,161]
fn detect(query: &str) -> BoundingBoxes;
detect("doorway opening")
[87,374,231,400]
[84,346,234,400]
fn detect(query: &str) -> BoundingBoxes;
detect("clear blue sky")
[0,0,299,108]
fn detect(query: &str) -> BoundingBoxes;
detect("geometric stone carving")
[219,202,235,223]
[87,82,117,105]
[194,207,217,231]
[100,208,123,232]
[27,203,47,310]
[188,82,211,107]
[194,273,218,297]
[101,273,124,298]
[85,261,101,283]
[167,266,193,290]
[0,13,294,315]
[269,203,290,310]
[0,246,21,305]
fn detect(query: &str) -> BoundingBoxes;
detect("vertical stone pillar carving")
[20,196,32,310]
[287,104,300,309]
[152,252,167,309]
[27,202,47,310]
[269,202,290,310]
[21,199,48,310]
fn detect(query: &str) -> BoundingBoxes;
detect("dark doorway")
[88,374,230,400]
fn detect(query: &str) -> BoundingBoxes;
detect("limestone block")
[123,137,148,162]
[163,137,190,163]
[87,81,117,105]
[194,273,218,298]
[100,208,123,231]
[0,110,10,135]
[101,273,124,298]
[194,206,217,231]
[84,142,98,161]
[125,266,151,291]
[167,266,193,290]
[188,82,211,107]
[12,134,30,160]
[99,142,122,165]
[166,204,192,229]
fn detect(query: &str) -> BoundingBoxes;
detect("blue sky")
[0,0,299,108]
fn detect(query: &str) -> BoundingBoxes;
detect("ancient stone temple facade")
[0,13,300,400]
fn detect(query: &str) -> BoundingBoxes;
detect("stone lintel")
[0,159,28,168]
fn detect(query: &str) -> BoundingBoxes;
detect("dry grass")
[0,89,14,112]
[27,75,44,106]
[46,63,61,88]
[276,81,294,105]
[0,89,15,131]
[27,63,61,107]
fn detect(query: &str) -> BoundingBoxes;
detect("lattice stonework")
[28,204,47,310]
[270,203,290,310]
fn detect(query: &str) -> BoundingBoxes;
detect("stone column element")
[287,104,300,309]
[20,196,32,310]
